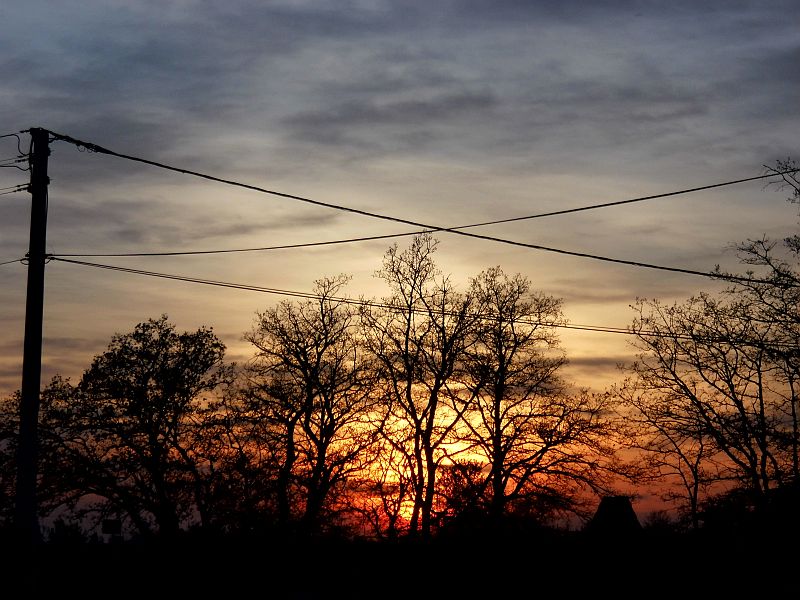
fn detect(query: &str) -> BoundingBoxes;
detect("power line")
[0,133,24,145]
[46,129,794,285]
[0,187,27,196]
[52,229,777,285]
[50,256,798,347]
[0,132,26,157]
[47,129,795,224]
[53,173,792,258]
[53,231,421,257]
[0,161,29,171]
[47,256,656,336]
[0,258,22,267]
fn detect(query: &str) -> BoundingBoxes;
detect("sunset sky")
[1,0,798,399]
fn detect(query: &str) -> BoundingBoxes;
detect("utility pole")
[15,127,50,544]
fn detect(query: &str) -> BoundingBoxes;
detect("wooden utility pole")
[15,127,50,544]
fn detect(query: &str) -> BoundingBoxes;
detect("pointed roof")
[584,495,642,534]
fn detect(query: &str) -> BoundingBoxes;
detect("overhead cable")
[47,256,666,336]
[0,132,26,156]
[53,231,420,257]
[0,186,27,196]
[46,129,795,285]
[50,256,799,347]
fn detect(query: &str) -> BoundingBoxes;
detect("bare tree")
[617,159,800,529]
[360,234,476,538]
[716,159,800,482]
[716,160,800,480]
[446,267,617,525]
[623,295,793,515]
[345,442,414,540]
[181,378,288,535]
[457,268,557,514]
[614,374,726,529]
[244,275,380,536]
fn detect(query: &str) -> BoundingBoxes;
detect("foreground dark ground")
[1,525,796,597]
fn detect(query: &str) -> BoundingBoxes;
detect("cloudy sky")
[0,0,798,397]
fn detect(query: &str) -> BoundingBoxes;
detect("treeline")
[615,161,800,535]
[0,235,618,542]
[1,161,799,544]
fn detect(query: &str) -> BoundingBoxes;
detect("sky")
[0,0,798,400]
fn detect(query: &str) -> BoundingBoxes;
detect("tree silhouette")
[46,316,232,537]
[360,234,476,538]
[243,276,380,536]
[623,292,796,519]
[720,161,800,480]
[0,376,79,534]
[615,159,800,534]
[448,267,616,525]
[615,375,722,530]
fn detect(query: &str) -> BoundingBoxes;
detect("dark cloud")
[2,0,792,177]
[0,337,104,361]
[313,52,463,98]
[0,337,101,395]
[0,365,23,397]
[40,357,91,382]
[208,1,407,43]
[448,0,798,29]
[174,211,343,242]
[223,349,252,365]
[0,364,21,379]
[0,339,22,356]
[557,79,708,124]
[282,92,497,149]
[564,354,632,388]
[0,1,416,153]
[42,336,107,354]
[40,194,341,253]
[558,287,642,306]
[730,45,800,118]
[568,355,632,371]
